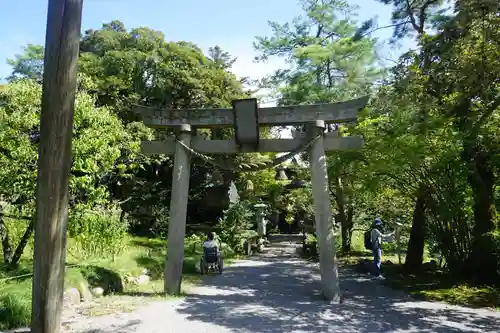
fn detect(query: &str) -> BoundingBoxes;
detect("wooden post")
[165,124,192,295]
[307,120,341,302]
[31,1,83,332]
[395,221,403,265]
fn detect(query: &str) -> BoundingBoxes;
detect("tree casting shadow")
[174,253,500,333]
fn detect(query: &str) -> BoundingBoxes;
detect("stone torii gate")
[134,96,368,302]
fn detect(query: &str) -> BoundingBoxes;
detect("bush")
[0,205,36,262]
[184,234,202,254]
[216,201,258,254]
[68,206,128,260]
[0,286,31,330]
[484,231,500,286]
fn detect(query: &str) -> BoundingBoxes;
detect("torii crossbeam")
[134,96,368,302]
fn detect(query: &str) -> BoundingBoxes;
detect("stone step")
[267,233,304,244]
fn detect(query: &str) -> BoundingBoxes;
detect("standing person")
[370,218,395,279]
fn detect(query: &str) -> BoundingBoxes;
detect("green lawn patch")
[299,237,499,309]
[0,235,225,330]
[382,263,500,309]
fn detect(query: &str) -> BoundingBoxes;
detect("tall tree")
[79,21,247,120]
[368,0,447,271]
[208,45,237,69]
[254,0,381,251]
[423,0,500,282]
[255,0,381,104]
[0,79,136,266]
[77,21,253,228]
[6,44,45,82]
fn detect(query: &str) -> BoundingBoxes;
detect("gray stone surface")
[63,288,82,305]
[62,243,500,333]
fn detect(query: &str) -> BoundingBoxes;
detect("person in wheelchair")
[200,232,223,274]
[203,232,219,252]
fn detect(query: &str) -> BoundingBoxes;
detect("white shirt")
[203,240,219,249]
[370,228,394,249]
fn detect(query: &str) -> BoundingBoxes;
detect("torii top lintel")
[133,96,369,129]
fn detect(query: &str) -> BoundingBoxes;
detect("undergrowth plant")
[216,200,257,254]
[68,205,128,260]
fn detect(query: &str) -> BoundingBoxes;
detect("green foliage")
[280,185,314,220]
[216,201,258,253]
[254,0,382,248]
[0,205,35,257]
[254,0,382,104]
[78,21,248,119]
[0,2,498,314]
[74,21,255,229]
[358,0,500,281]
[184,234,203,254]
[0,79,138,208]
[372,0,446,41]
[304,233,317,245]
[6,44,44,82]
[68,206,128,260]
[0,235,222,330]
[0,78,137,264]
[0,293,31,330]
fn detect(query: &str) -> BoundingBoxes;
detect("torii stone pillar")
[165,124,192,295]
[308,120,340,302]
[135,97,368,298]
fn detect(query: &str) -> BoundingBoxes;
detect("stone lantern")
[253,203,268,247]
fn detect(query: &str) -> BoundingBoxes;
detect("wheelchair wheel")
[217,257,224,274]
[199,259,206,275]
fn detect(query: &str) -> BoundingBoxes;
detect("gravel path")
[62,243,500,333]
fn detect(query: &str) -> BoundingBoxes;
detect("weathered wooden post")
[31,1,83,332]
[165,124,192,295]
[307,120,340,302]
[395,221,403,265]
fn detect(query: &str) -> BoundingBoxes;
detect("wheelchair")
[200,246,223,275]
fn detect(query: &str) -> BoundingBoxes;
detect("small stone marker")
[91,287,104,297]
[63,288,81,305]
[228,181,240,205]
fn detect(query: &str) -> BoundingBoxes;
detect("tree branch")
[362,20,411,37]
[403,0,422,33]
[0,214,32,221]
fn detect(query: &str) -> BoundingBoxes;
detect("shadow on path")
[175,243,500,333]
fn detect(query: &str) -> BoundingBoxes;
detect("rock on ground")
[60,242,500,333]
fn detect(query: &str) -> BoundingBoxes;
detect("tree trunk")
[9,219,34,268]
[465,143,498,283]
[334,178,354,253]
[467,147,498,236]
[0,211,13,264]
[339,216,349,252]
[334,181,346,252]
[340,205,354,253]
[404,190,426,272]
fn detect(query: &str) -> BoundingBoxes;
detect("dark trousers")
[372,248,382,276]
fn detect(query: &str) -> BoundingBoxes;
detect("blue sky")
[0,0,415,83]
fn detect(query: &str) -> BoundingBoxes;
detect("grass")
[381,263,500,309]
[0,235,224,330]
[340,251,500,310]
[303,230,500,310]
